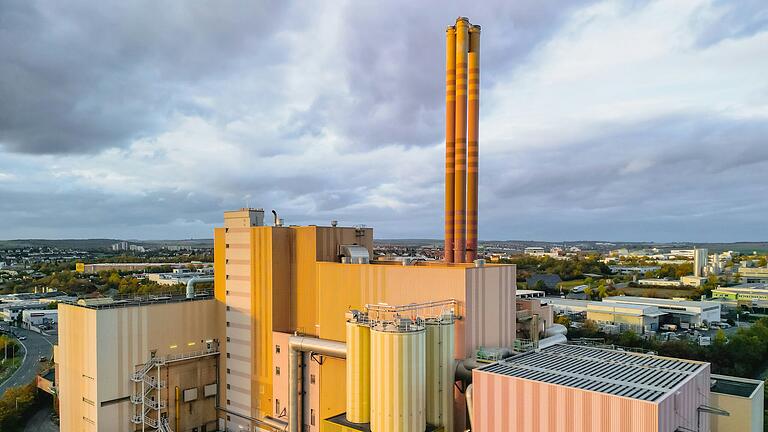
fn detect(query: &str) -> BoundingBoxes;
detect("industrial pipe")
[465,25,480,263]
[453,17,470,263]
[465,384,475,431]
[444,25,457,263]
[537,333,567,350]
[186,276,214,299]
[288,336,346,432]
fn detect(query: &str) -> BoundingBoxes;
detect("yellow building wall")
[315,262,516,431]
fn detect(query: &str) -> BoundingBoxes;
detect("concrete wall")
[57,299,220,432]
[711,375,764,432]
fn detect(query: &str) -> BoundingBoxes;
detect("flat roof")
[710,374,763,398]
[72,293,213,310]
[604,296,720,309]
[477,344,706,403]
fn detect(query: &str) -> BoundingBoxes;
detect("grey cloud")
[691,0,768,47]
[0,0,293,154]
[484,113,768,241]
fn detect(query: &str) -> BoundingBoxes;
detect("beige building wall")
[57,299,220,432]
[711,375,765,432]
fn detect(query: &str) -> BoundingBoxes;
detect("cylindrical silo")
[370,321,426,432]
[346,318,371,423]
[425,316,455,431]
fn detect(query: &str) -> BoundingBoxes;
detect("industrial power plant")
[51,17,764,432]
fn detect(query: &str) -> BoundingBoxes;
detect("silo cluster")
[345,311,456,432]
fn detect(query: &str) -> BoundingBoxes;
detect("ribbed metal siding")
[345,322,370,423]
[425,320,455,431]
[370,328,426,432]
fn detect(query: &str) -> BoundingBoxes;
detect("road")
[23,407,58,432]
[0,325,57,397]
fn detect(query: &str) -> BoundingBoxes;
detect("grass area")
[0,357,23,384]
[618,286,697,299]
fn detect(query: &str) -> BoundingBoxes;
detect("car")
[18,336,27,341]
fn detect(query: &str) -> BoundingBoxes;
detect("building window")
[226,368,230,374]
[226,306,230,311]
[311,409,316,426]
[310,374,316,385]
[226,322,230,327]
[226,337,231,342]
[227,384,230,389]
[275,345,280,354]
[227,353,231,358]
[275,367,280,376]
[227,399,230,405]
[225,243,230,248]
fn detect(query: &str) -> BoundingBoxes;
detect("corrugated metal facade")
[370,328,426,432]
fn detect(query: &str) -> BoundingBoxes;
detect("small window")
[227,384,231,389]
[310,374,316,384]
[226,337,231,342]
[227,399,231,405]
[226,322,230,327]
[226,306,231,311]
[275,345,281,354]
[276,399,281,414]
[227,353,231,358]
[275,367,280,376]
[311,409,316,426]
[225,244,230,248]
[226,368,230,374]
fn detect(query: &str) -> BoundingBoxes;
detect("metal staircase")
[130,343,220,431]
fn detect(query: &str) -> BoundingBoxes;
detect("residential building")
[681,275,708,287]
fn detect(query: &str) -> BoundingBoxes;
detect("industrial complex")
[49,17,765,432]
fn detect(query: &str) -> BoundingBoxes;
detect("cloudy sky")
[0,0,766,242]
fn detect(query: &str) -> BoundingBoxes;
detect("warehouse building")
[547,298,665,333]
[603,296,721,327]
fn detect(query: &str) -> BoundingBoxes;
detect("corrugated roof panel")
[476,344,704,402]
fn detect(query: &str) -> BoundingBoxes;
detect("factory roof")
[478,344,706,402]
[72,292,213,310]
[603,296,721,310]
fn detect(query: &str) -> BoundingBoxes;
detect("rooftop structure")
[472,344,711,432]
[710,374,765,432]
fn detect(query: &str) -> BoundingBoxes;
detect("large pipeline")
[288,336,346,432]
[186,276,214,299]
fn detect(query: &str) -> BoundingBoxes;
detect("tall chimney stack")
[452,17,469,263]
[445,17,479,263]
[444,26,456,263]
[465,25,480,263]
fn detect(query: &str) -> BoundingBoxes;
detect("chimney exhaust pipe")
[465,25,480,263]
[453,17,470,263]
[444,25,457,263]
